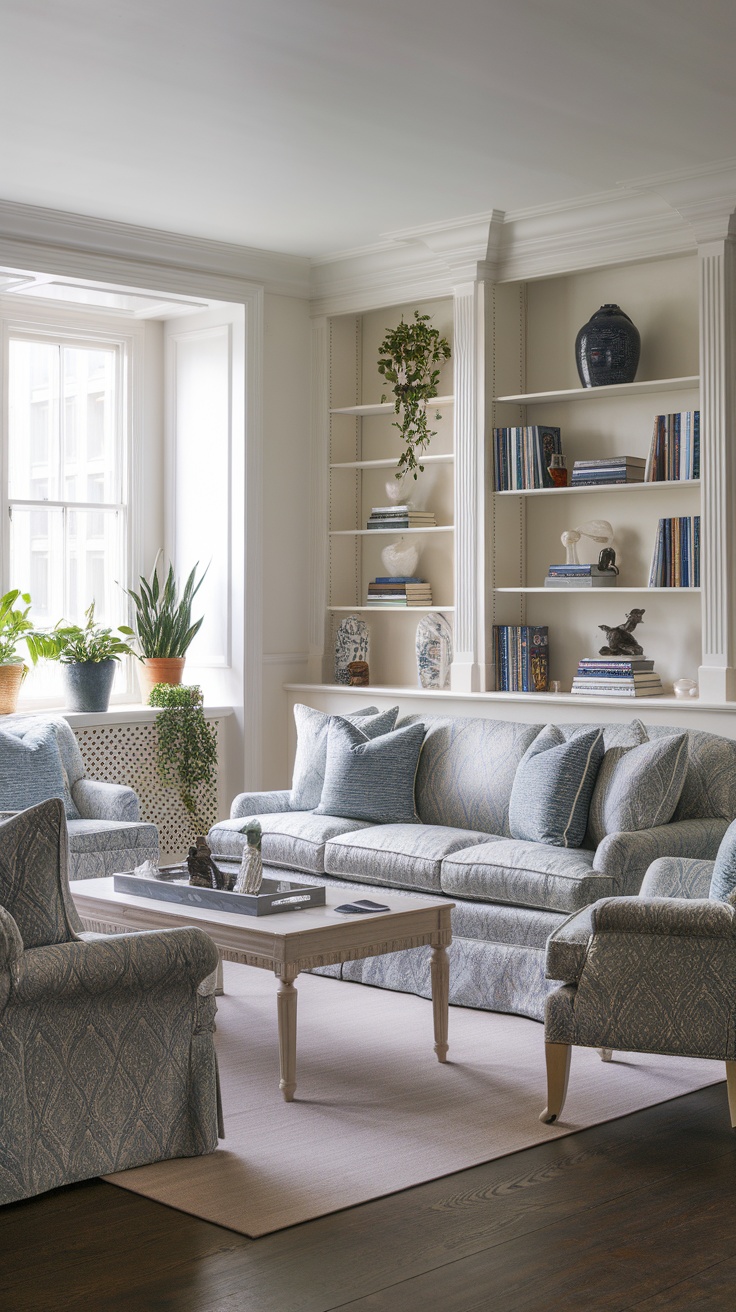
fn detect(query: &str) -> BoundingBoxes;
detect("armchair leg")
[726,1062,736,1129]
[540,1042,571,1124]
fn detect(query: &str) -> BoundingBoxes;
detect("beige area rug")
[107,960,723,1237]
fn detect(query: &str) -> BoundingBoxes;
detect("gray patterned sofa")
[208,714,736,1022]
[0,714,159,879]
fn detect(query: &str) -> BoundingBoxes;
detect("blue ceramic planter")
[63,659,116,712]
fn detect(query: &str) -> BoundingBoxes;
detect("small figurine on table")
[187,836,225,890]
[234,819,263,895]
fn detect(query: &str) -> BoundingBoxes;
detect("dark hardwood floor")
[2,1084,735,1312]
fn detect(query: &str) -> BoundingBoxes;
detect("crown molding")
[622,158,736,244]
[0,199,311,300]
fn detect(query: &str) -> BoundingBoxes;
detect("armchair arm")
[0,905,23,976]
[590,894,736,938]
[230,789,293,819]
[640,856,715,900]
[593,818,728,895]
[72,778,140,822]
[13,926,218,1005]
[545,905,595,982]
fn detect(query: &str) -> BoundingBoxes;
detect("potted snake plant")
[124,553,207,704]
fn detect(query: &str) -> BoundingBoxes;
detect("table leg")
[431,944,449,1062]
[277,972,299,1101]
[215,951,224,996]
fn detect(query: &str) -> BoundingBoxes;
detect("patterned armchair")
[540,851,736,1127]
[0,799,222,1206]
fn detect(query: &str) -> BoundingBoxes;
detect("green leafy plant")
[378,310,451,479]
[0,589,57,667]
[148,683,218,831]
[47,602,137,664]
[124,553,207,658]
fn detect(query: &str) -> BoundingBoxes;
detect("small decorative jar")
[547,453,568,488]
[575,304,641,387]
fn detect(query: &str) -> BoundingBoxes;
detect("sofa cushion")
[407,716,543,836]
[290,704,398,810]
[509,725,604,848]
[440,839,615,914]
[0,723,67,812]
[559,719,649,750]
[645,726,736,822]
[324,824,496,894]
[316,719,425,824]
[709,818,736,902]
[587,733,689,847]
[209,812,374,874]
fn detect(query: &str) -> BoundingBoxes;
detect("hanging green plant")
[377,310,451,479]
[148,683,218,834]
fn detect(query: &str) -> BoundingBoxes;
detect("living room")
[3,2,736,1309]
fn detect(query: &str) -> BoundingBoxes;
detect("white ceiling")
[2,0,736,259]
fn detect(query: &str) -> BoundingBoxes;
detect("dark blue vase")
[575,304,640,387]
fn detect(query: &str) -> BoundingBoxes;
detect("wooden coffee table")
[70,877,454,1102]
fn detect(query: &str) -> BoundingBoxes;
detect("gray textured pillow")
[316,717,426,823]
[509,724,604,849]
[290,704,399,810]
[710,819,736,901]
[587,733,689,847]
[0,725,66,812]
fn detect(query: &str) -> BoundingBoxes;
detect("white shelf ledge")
[494,586,701,594]
[495,376,699,405]
[330,453,454,470]
[284,683,733,712]
[495,479,700,497]
[330,395,454,417]
[330,526,454,536]
[328,605,454,613]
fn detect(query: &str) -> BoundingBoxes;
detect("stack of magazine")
[571,656,663,698]
[366,505,436,530]
[571,456,645,486]
[366,577,432,607]
[544,564,618,588]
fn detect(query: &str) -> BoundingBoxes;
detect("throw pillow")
[290,704,399,810]
[509,724,604,849]
[563,719,649,750]
[709,818,736,902]
[587,733,689,848]
[0,724,67,813]
[316,718,426,824]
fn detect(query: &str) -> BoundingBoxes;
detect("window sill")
[12,704,234,729]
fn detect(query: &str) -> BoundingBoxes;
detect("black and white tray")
[113,864,325,917]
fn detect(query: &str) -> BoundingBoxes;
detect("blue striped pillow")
[290,704,399,810]
[0,725,67,813]
[509,725,604,848]
[316,718,426,824]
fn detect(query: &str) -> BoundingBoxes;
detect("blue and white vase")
[416,614,452,689]
[334,615,370,685]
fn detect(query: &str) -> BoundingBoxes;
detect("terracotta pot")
[137,657,185,704]
[0,663,25,714]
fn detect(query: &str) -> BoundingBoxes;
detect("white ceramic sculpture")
[234,820,263,894]
[383,474,415,507]
[334,614,370,684]
[561,519,614,565]
[381,537,420,578]
[416,613,453,689]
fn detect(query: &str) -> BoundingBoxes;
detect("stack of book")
[571,456,645,487]
[544,564,618,588]
[648,515,700,587]
[366,505,436,530]
[493,625,549,692]
[493,426,562,491]
[571,656,663,698]
[645,411,700,481]
[366,577,432,607]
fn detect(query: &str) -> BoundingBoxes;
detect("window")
[7,334,130,697]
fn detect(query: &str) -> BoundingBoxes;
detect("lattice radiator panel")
[73,718,220,859]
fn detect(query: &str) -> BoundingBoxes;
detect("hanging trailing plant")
[148,683,218,834]
[377,310,451,479]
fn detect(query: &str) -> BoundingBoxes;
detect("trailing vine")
[149,683,218,834]
[378,310,451,479]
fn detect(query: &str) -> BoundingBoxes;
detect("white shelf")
[494,586,701,594]
[331,452,454,470]
[328,605,455,613]
[330,526,454,536]
[330,395,454,417]
[495,479,701,498]
[285,683,734,712]
[495,376,699,405]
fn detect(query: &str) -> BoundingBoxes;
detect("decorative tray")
[113,863,326,917]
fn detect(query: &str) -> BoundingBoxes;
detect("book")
[374,577,426,584]
[547,564,617,576]
[543,576,617,587]
[576,658,655,673]
[493,426,562,491]
[570,684,664,697]
[493,625,549,691]
[571,456,646,468]
[645,412,700,481]
[649,515,700,587]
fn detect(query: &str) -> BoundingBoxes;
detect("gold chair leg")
[726,1061,736,1129]
[540,1042,571,1123]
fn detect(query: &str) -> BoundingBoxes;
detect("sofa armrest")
[0,905,23,982]
[13,926,219,1005]
[640,856,715,900]
[590,895,736,939]
[545,905,596,982]
[592,818,728,895]
[72,778,141,822]
[230,789,293,819]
